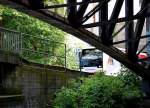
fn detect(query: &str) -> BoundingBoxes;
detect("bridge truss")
[1,0,150,79]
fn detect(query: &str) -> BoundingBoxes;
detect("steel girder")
[99,3,108,44]
[134,0,149,58]
[1,0,150,79]
[125,0,135,61]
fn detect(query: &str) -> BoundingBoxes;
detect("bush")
[54,87,78,108]
[79,74,124,108]
[118,65,141,88]
[118,65,142,98]
[54,72,142,108]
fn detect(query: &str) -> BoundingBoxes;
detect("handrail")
[0,27,66,67]
[0,27,65,45]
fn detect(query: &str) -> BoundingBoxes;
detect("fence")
[0,27,69,108]
[0,27,66,68]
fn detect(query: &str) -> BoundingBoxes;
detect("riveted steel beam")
[76,0,90,22]
[82,0,111,23]
[125,0,135,61]
[134,0,150,57]
[82,11,150,28]
[99,3,109,44]
[108,0,124,42]
[67,0,77,27]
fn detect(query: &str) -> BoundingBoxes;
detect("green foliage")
[44,0,64,4]
[78,74,123,108]
[54,72,142,108]
[1,6,66,66]
[0,4,77,68]
[118,65,141,87]
[54,87,78,108]
[66,48,79,70]
[117,66,143,107]
[117,65,142,98]
[44,0,65,15]
[2,7,65,40]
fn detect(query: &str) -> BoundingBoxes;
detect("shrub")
[54,72,142,108]
[118,65,142,98]
[118,65,141,88]
[78,74,124,108]
[54,87,78,108]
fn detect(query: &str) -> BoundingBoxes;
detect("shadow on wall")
[0,62,83,108]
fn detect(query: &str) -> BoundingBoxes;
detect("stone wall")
[0,62,83,107]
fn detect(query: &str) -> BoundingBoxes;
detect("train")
[80,48,148,76]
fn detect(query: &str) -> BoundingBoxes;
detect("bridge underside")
[1,0,150,79]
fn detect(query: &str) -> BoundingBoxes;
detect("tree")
[0,5,66,66]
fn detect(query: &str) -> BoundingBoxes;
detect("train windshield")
[80,49,103,68]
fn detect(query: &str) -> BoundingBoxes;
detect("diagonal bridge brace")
[1,0,150,79]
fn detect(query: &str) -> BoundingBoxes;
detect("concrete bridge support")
[0,62,17,88]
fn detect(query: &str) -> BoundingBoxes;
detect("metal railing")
[0,27,66,68]
[0,27,69,108]
[0,28,21,54]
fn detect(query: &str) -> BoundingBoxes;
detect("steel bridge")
[0,0,150,79]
